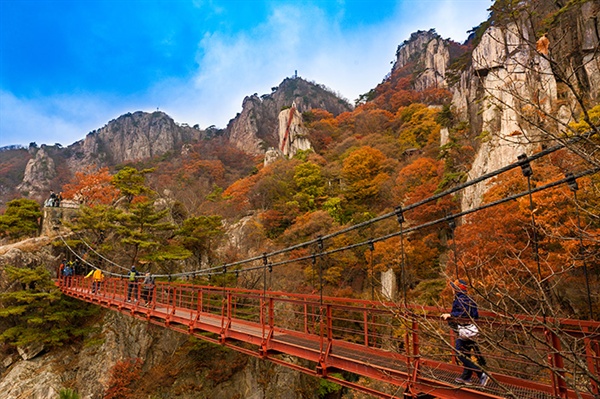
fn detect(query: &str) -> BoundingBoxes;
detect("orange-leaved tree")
[394,103,442,154]
[62,166,119,206]
[222,173,260,215]
[353,107,394,137]
[341,146,391,208]
[451,161,599,318]
[104,357,143,399]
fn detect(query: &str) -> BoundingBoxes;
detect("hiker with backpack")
[127,265,140,302]
[441,278,488,387]
[85,268,105,293]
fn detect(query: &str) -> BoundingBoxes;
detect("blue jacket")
[450,291,478,320]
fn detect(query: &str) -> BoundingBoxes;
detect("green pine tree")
[176,215,225,267]
[0,266,98,348]
[116,200,191,266]
[0,198,42,239]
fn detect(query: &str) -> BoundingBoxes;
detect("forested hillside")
[1,1,599,398]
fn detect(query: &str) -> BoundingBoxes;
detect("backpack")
[458,323,479,340]
[144,277,155,289]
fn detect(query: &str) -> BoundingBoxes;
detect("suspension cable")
[58,235,122,277]
[73,230,129,272]
[191,166,600,278]
[58,148,598,281]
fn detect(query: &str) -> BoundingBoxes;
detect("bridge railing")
[58,276,600,398]
[158,281,600,397]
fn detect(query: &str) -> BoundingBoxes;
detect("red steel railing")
[58,275,599,399]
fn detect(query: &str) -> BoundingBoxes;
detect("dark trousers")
[456,338,485,380]
[127,282,137,300]
[141,287,154,303]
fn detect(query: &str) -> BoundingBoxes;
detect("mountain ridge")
[0,77,351,205]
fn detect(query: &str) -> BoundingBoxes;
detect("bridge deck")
[58,277,599,399]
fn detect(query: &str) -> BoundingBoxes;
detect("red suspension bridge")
[51,147,600,398]
[57,275,599,399]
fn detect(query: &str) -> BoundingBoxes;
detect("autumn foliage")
[104,358,143,399]
[449,161,600,316]
[62,166,120,205]
[44,31,598,320]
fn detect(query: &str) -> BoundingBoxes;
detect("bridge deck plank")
[58,280,596,399]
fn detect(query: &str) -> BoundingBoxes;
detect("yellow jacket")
[93,269,104,281]
[85,269,105,281]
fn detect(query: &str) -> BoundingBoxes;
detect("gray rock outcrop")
[16,147,56,201]
[278,103,312,158]
[263,148,282,166]
[458,22,557,210]
[227,95,269,156]
[67,111,202,169]
[394,29,449,91]
[392,3,599,210]
[227,77,352,156]
[457,3,599,209]
[8,112,204,206]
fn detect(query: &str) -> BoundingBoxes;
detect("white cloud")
[421,0,491,41]
[1,91,82,147]
[0,90,135,147]
[164,1,490,129]
[1,1,492,147]
[156,4,399,129]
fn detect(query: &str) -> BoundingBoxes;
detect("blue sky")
[0,0,492,147]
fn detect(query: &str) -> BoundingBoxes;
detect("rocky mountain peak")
[392,29,453,91]
[277,103,311,158]
[226,77,352,156]
[67,111,202,170]
[16,146,57,201]
[265,103,312,166]
[455,3,599,210]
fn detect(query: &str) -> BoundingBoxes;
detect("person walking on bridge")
[127,265,140,302]
[63,262,73,287]
[86,268,105,293]
[442,279,488,387]
[141,272,155,306]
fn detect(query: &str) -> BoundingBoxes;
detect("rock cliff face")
[393,29,450,91]
[264,103,313,166]
[544,1,600,104]
[0,148,31,208]
[4,80,350,207]
[16,147,56,201]
[278,103,312,158]
[392,2,599,209]
[458,1,599,209]
[4,79,351,207]
[457,22,557,209]
[68,111,202,169]
[227,77,352,155]
[5,112,204,206]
